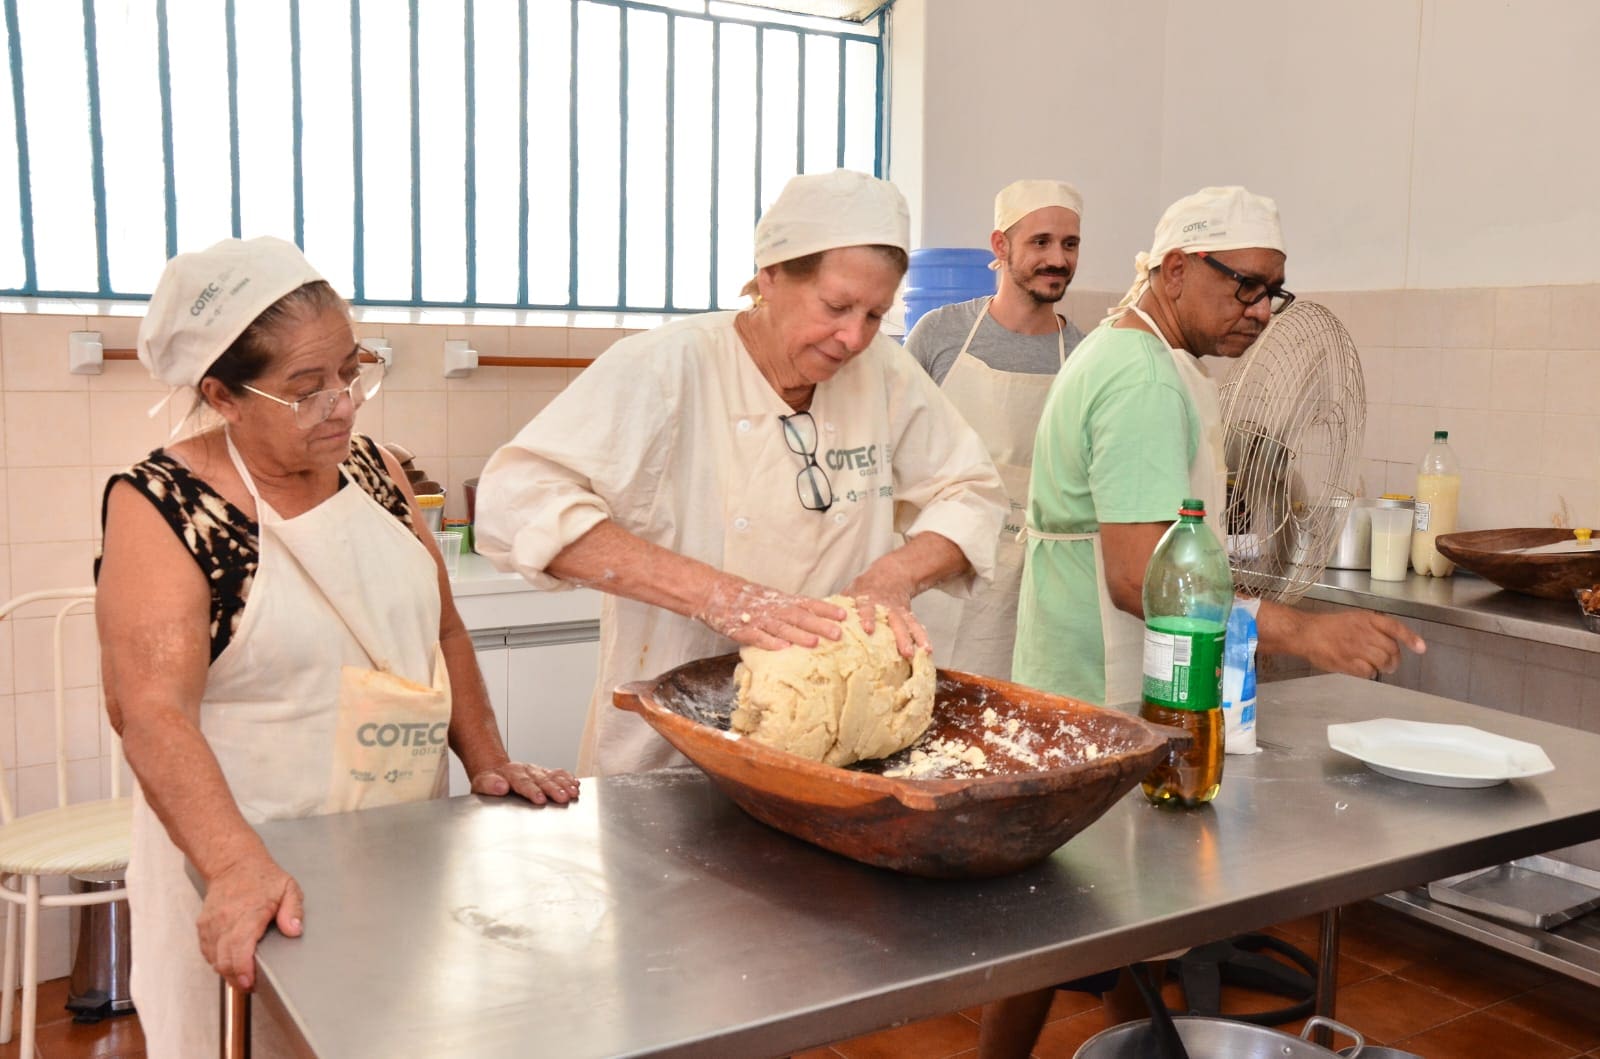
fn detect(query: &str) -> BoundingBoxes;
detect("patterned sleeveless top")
[96,434,414,661]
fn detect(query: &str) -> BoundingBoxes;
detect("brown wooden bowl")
[613,654,1187,879]
[1435,528,1600,600]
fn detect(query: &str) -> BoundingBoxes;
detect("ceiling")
[722,1,888,23]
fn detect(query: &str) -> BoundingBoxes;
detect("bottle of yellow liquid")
[1411,430,1461,577]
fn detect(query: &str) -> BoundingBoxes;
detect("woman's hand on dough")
[841,571,927,659]
[695,575,845,650]
[197,850,304,992]
[472,761,581,805]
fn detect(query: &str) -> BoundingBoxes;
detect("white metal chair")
[0,588,131,1055]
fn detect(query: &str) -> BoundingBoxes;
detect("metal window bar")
[154,0,175,258]
[464,0,477,305]
[350,0,365,301]
[82,0,111,292]
[0,0,889,313]
[224,0,241,240]
[407,0,421,303]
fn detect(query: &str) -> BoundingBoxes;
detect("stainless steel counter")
[1306,569,1596,652]
[232,676,1600,1058]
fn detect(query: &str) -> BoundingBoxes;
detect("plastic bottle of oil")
[1139,498,1233,807]
[1411,430,1461,577]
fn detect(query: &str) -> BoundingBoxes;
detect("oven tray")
[1428,855,1600,929]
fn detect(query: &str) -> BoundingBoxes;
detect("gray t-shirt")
[904,295,1086,385]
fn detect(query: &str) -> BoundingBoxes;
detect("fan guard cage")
[1215,301,1365,603]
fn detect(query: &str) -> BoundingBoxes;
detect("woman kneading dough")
[96,237,579,1056]
[477,170,1007,776]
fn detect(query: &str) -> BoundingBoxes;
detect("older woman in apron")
[477,170,1007,777]
[96,237,580,1056]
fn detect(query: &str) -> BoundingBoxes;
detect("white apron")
[1023,306,1228,707]
[916,299,1063,680]
[128,434,451,1057]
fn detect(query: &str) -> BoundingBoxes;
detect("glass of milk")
[1370,506,1414,581]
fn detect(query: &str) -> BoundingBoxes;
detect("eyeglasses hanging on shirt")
[779,411,834,512]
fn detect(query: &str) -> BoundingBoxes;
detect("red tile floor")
[11,901,1600,1057]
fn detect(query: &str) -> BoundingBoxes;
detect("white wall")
[893,0,1600,292]
[889,0,1168,292]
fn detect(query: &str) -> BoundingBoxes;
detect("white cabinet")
[449,635,513,796]
[449,623,599,793]
[506,627,599,774]
[447,568,601,790]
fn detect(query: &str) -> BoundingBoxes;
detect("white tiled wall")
[1267,598,1600,737]
[1311,287,1600,532]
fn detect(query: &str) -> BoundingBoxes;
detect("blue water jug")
[903,248,994,334]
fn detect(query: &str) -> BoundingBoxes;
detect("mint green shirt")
[1013,323,1204,704]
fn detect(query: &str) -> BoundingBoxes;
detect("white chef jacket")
[476,311,1006,775]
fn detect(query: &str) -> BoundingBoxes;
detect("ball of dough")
[729,596,935,766]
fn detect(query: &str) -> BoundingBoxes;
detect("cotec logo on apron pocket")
[357,720,449,754]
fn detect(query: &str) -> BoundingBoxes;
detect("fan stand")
[1163,933,1318,1026]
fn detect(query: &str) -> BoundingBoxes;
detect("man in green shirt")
[984,187,1426,1059]
[1014,185,1424,708]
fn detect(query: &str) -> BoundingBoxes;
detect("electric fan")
[1214,301,1366,602]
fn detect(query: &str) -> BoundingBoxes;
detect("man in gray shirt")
[905,179,1086,686]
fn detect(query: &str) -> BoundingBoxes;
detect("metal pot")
[1341,1048,1422,1059]
[1074,1014,1364,1058]
[1328,495,1374,570]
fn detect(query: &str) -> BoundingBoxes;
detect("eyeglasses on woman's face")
[243,362,386,430]
[779,411,834,512]
[1193,251,1295,314]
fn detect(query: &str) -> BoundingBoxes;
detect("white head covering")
[138,235,325,390]
[1111,185,1283,316]
[989,179,1084,271]
[753,169,910,269]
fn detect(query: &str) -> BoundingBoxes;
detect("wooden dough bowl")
[1435,528,1600,600]
[613,655,1186,879]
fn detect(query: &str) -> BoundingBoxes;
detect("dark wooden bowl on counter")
[613,655,1186,879]
[1435,528,1600,600]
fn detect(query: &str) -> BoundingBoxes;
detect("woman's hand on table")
[694,574,846,651]
[197,851,304,992]
[472,762,581,805]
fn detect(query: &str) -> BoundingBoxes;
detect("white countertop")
[447,548,603,629]
[447,549,539,596]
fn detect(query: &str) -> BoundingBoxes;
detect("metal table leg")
[1310,906,1342,1048]
[221,979,251,1059]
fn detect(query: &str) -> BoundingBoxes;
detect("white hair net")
[1111,186,1284,316]
[989,179,1084,271]
[138,236,325,389]
[753,169,910,269]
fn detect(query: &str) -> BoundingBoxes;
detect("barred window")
[0,0,888,312]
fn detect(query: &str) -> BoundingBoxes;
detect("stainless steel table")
[219,675,1600,1057]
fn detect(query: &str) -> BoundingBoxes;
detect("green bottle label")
[1141,617,1225,711]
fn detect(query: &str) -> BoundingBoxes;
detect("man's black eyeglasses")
[779,411,834,512]
[1194,251,1295,314]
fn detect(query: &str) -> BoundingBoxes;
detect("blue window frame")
[0,0,890,312]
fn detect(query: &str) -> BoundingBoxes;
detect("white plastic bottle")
[1411,430,1461,577]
